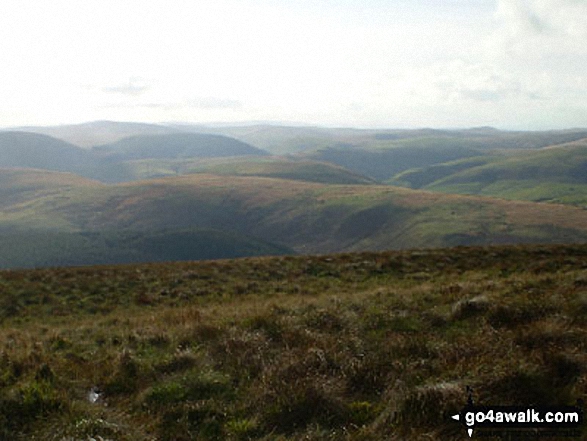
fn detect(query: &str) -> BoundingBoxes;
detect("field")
[0,244,586,440]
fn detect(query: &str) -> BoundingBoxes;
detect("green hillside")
[123,157,375,185]
[0,169,101,209]
[304,141,486,181]
[0,244,586,439]
[0,228,292,269]
[1,171,587,268]
[13,120,180,148]
[0,132,94,172]
[171,124,370,155]
[93,133,268,161]
[0,131,274,184]
[395,140,587,206]
[388,156,502,188]
[186,124,587,155]
[6,124,587,190]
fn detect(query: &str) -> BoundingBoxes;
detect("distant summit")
[92,133,268,160]
[0,131,93,171]
[10,121,178,148]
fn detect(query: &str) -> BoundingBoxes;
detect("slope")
[12,120,180,148]
[122,156,376,185]
[180,123,587,155]
[0,131,94,172]
[0,170,293,268]
[0,168,101,209]
[1,173,587,264]
[92,133,268,161]
[396,140,587,206]
[0,228,292,269]
[0,244,586,439]
[304,139,485,181]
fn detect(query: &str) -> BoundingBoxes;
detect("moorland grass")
[0,244,586,439]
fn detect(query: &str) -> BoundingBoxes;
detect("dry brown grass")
[0,244,586,439]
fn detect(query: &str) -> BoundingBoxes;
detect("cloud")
[101,96,243,111]
[492,0,587,55]
[393,60,531,106]
[184,97,243,110]
[100,78,150,97]
[496,0,547,38]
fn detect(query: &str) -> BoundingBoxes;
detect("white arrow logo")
[452,414,473,437]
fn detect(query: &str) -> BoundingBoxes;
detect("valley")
[1,122,587,268]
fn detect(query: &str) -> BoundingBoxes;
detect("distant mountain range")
[1,121,586,268]
[11,120,178,148]
[0,130,268,183]
[93,133,267,161]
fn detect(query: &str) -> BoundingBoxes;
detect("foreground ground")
[0,244,586,440]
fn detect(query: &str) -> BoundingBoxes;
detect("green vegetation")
[0,229,293,269]
[393,141,587,207]
[124,157,375,185]
[388,156,499,188]
[190,124,587,155]
[2,170,587,268]
[0,131,269,184]
[177,124,368,155]
[5,124,587,191]
[15,120,179,148]
[0,132,95,173]
[304,139,483,181]
[0,244,586,439]
[93,133,268,161]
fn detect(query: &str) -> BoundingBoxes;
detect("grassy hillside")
[185,124,587,155]
[0,169,101,209]
[304,140,484,181]
[0,244,586,439]
[388,156,500,188]
[123,157,375,185]
[0,131,274,184]
[394,140,587,207]
[93,133,268,161]
[14,121,587,154]
[6,124,587,190]
[0,228,293,269]
[12,121,180,148]
[170,124,371,155]
[1,172,587,267]
[0,132,95,172]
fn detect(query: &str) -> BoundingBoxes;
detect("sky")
[0,0,586,130]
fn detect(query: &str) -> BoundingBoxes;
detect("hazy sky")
[1,0,586,129]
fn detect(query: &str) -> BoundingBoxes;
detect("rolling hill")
[0,169,100,211]
[122,156,376,185]
[92,133,268,161]
[0,228,292,269]
[10,120,180,148]
[1,170,587,268]
[0,131,95,172]
[0,131,141,183]
[0,130,274,184]
[303,140,485,181]
[7,122,587,187]
[390,139,587,207]
[179,123,587,155]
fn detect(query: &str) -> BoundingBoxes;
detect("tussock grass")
[0,244,586,439]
